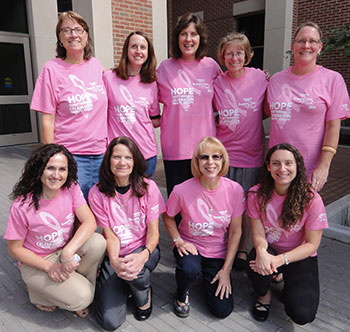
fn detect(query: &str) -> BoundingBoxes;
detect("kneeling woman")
[89,136,165,331]
[4,144,106,317]
[246,143,328,324]
[163,137,245,318]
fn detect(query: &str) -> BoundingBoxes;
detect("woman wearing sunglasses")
[162,136,245,318]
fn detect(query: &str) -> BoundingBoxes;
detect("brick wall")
[111,0,153,66]
[295,0,350,90]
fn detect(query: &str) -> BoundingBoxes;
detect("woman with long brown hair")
[246,143,328,324]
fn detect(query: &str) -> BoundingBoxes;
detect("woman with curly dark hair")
[157,13,222,199]
[104,31,160,177]
[4,144,106,318]
[88,137,165,330]
[246,143,328,324]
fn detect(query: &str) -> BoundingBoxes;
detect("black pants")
[174,249,233,319]
[246,248,320,325]
[163,159,193,197]
[95,246,160,331]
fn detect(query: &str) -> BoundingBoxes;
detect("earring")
[59,41,63,47]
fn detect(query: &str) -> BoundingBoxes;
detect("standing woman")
[4,144,106,317]
[31,11,108,200]
[104,31,160,177]
[157,13,222,197]
[89,137,165,331]
[267,22,350,192]
[246,143,328,324]
[214,32,268,270]
[163,137,245,318]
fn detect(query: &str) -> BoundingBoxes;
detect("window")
[237,13,265,69]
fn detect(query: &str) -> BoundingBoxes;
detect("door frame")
[0,32,38,146]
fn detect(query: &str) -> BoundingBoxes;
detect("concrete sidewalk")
[0,144,349,332]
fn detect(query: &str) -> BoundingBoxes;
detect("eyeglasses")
[294,39,320,45]
[60,27,85,36]
[197,154,223,161]
[224,51,245,59]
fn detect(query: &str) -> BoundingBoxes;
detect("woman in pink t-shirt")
[88,136,165,330]
[163,137,245,318]
[4,144,106,318]
[104,31,160,177]
[214,32,268,271]
[246,143,328,324]
[157,13,222,200]
[266,22,350,191]
[30,11,108,200]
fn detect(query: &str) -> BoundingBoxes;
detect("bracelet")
[173,237,181,243]
[283,253,289,265]
[321,146,337,154]
[145,246,151,258]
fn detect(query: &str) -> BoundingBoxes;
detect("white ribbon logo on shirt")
[118,85,137,128]
[111,201,137,246]
[69,74,98,119]
[177,69,201,110]
[224,88,247,131]
[265,204,289,243]
[38,211,66,248]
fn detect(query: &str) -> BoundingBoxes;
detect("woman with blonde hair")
[214,32,268,270]
[163,137,245,318]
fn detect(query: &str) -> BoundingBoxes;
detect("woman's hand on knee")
[175,239,198,257]
[211,269,232,300]
[122,252,147,279]
[47,263,69,283]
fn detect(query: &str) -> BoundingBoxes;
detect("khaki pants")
[20,233,106,311]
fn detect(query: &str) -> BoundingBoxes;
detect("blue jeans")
[73,154,104,201]
[146,155,157,178]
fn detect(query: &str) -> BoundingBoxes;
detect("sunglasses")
[197,154,223,161]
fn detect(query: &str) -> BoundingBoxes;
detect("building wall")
[295,0,350,90]
[167,0,236,62]
[111,0,153,65]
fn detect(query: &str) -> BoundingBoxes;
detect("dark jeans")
[95,246,160,331]
[174,248,233,318]
[246,248,320,325]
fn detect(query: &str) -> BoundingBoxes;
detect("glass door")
[0,34,38,146]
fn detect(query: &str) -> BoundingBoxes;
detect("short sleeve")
[148,83,161,117]
[304,194,328,230]
[246,189,261,219]
[30,64,57,114]
[230,183,246,218]
[4,201,29,240]
[88,185,111,229]
[166,185,182,217]
[145,180,166,222]
[71,183,86,210]
[326,73,350,122]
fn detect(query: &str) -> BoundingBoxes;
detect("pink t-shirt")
[157,57,222,160]
[31,57,108,155]
[246,185,328,255]
[104,70,160,159]
[4,184,86,258]
[214,68,267,167]
[88,179,165,257]
[267,66,350,178]
[166,177,245,259]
